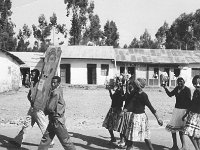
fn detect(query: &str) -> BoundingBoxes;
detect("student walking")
[182,75,200,150]
[114,77,136,148]
[123,78,163,150]
[162,77,191,150]
[38,76,76,150]
[102,82,124,143]
[9,69,55,148]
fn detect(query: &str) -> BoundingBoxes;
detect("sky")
[11,0,200,47]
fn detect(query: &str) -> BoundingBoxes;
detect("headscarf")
[135,78,146,89]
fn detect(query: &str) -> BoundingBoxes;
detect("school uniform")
[38,86,76,150]
[125,92,156,141]
[102,89,124,130]
[164,86,191,133]
[184,89,200,138]
[114,91,135,135]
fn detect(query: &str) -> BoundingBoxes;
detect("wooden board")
[33,46,62,111]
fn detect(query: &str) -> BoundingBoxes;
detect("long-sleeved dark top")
[123,91,136,109]
[164,86,191,109]
[46,86,66,124]
[125,92,156,114]
[110,89,124,109]
[189,89,200,113]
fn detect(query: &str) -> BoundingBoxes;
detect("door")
[60,64,71,83]
[128,67,135,80]
[87,64,97,84]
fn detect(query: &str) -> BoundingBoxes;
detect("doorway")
[60,64,71,84]
[20,67,30,87]
[87,64,96,84]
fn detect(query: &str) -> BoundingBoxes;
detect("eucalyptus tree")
[82,14,103,45]
[0,0,16,51]
[103,20,119,48]
[155,21,169,49]
[16,24,32,51]
[64,0,95,45]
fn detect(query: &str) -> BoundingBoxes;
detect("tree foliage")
[129,37,140,48]
[32,13,67,52]
[0,0,16,51]
[155,21,169,49]
[103,20,119,48]
[82,14,103,45]
[139,29,155,48]
[16,24,32,51]
[49,13,67,45]
[64,0,95,45]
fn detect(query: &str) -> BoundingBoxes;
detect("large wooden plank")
[34,46,62,111]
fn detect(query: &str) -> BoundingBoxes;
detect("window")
[192,68,200,78]
[101,64,109,76]
[120,67,125,74]
[153,68,159,79]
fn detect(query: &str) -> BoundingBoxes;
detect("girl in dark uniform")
[102,82,124,143]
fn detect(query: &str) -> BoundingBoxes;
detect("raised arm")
[163,85,177,97]
[108,86,113,99]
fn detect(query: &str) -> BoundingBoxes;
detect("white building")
[59,45,116,85]
[0,50,24,92]
[10,52,44,85]
[11,46,200,88]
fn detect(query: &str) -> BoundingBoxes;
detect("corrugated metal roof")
[1,49,24,65]
[60,45,115,60]
[10,52,44,67]
[115,49,200,64]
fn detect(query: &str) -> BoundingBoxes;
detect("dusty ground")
[0,86,195,150]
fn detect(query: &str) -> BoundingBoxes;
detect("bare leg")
[118,133,126,148]
[120,133,124,142]
[145,139,154,150]
[171,132,179,149]
[197,138,200,149]
[179,132,187,149]
[188,136,199,150]
[108,130,116,142]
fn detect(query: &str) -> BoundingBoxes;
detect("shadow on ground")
[133,142,169,150]
[70,132,118,150]
[70,132,169,150]
[0,134,29,150]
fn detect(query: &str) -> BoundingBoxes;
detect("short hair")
[31,69,40,77]
[192,75,200,85]
[52,76,61,83]
[177,77,184,83]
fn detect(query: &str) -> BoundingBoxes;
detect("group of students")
[8,68,200,150]
[103,75,200,150]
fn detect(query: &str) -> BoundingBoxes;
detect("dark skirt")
[114,112,132,135]
[102,107,122,130]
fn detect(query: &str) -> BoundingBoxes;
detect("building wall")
[135,64,147,79]
[60,59,115,85]
[0,52,22,93]
[180,64,200,88]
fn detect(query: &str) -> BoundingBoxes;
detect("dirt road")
[0,86,195,150]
